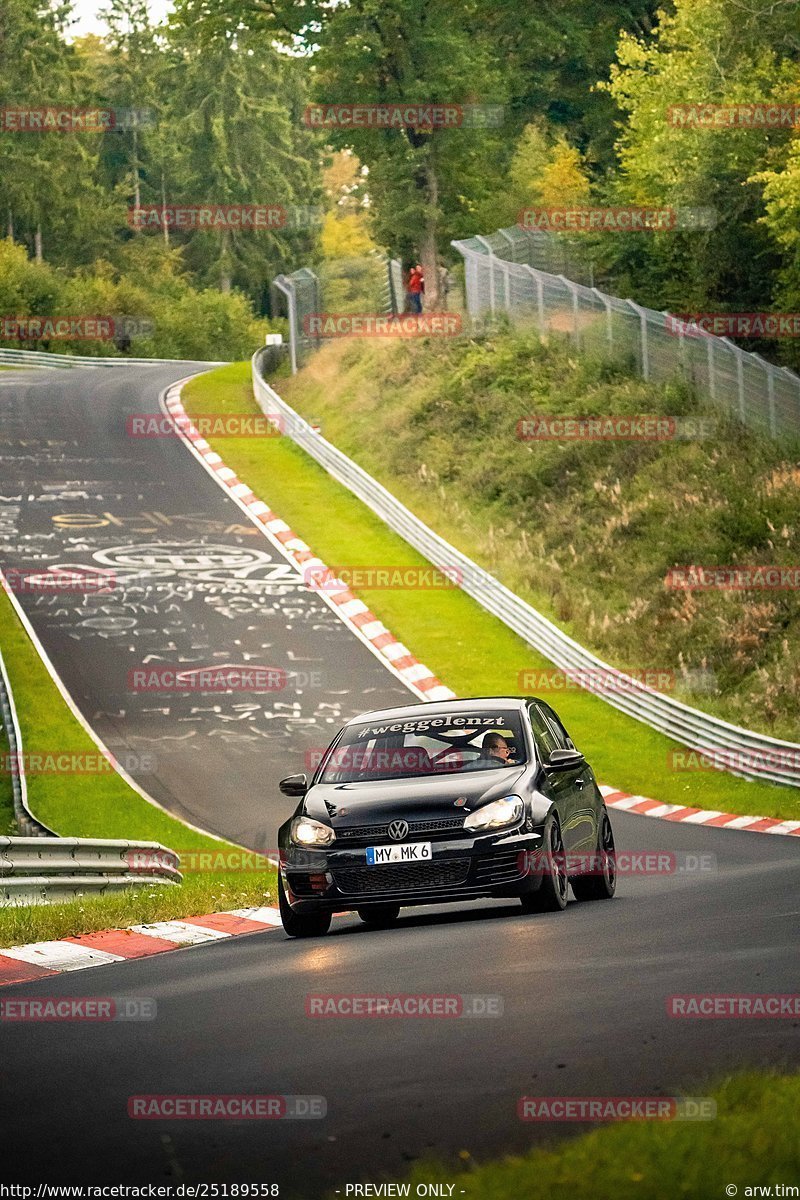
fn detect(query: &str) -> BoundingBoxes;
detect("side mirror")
[279,773,308,797]
[545,748,585,771]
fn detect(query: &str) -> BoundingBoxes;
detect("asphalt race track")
[0,364,411,849]
[0,366,798,1194]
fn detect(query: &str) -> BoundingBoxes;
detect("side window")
[539,704,575,751]
[527,704,559,762]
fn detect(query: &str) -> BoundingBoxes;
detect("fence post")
[388,258,403,315]
[524,265,545,332]
[502,260,511,311]
[736,346,746,422]
[474,236,497,317]
[676,319,687,381]
[557,275,580,347]
[272,276,298,375]
[625,299,649,380]
[707,332,716,404]
[496,227,517,261]
[767,364,777,439]
[593,288,613,352]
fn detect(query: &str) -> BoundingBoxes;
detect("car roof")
[345,696,529,726]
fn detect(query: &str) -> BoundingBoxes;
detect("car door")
[538,702,598,850]
[526,701,581,852]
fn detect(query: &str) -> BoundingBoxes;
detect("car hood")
[304,766,527,827]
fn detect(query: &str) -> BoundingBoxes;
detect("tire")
[278,876,332,938]
[570,809,617,902]
[520,816,569,913]
[357,904,401,928]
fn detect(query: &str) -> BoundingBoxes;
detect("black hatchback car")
[277,697,616,937]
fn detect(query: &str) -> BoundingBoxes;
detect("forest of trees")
[2,0,799,361]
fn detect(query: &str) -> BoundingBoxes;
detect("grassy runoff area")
[398,1072,800,1200]
[0,586,276,947]
[183,362,798,821]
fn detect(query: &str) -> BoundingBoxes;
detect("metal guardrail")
[0,635,182,902]
[252,347,800,788]
[0,648,54,837]
[0,837,182,906]
[0,347,226,369]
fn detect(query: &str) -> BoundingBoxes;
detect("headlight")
[463,795,524,833]
[290,816,335,847]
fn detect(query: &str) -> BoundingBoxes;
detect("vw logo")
[388,820,409,841]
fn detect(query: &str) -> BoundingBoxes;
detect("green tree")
[601,0,800,314]
[0,0,111,266]
[307,0,506,306]
[153,0,320,295]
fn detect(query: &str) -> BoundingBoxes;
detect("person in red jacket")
[407,263,424,313]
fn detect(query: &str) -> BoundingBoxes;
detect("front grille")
[337,817,465,842]
[332,858,471,895]
[473,849,526,886]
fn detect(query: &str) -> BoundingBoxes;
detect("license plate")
[366,842,432,865]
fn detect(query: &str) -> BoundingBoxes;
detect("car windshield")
[318,710,527,783]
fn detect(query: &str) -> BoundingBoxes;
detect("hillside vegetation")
[280,332,800,740]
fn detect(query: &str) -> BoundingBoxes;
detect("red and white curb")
[163,383,454,704]
[600,785,800,837]
[0,907,285,988]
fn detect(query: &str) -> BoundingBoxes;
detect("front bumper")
[280,829,544,913]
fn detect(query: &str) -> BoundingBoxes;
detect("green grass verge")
[0,586,276,946]
[182,362,797,821]
[0,586,222,844]
[395,1072,799,1199]
[0,685,16,835]
[0,871,274,949]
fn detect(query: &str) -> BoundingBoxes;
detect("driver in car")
[464,731,516,768]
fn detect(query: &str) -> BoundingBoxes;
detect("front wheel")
[571,810,616,902]
[520,816,569,913]
[278,876,332,938]
[357,904,401,928]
